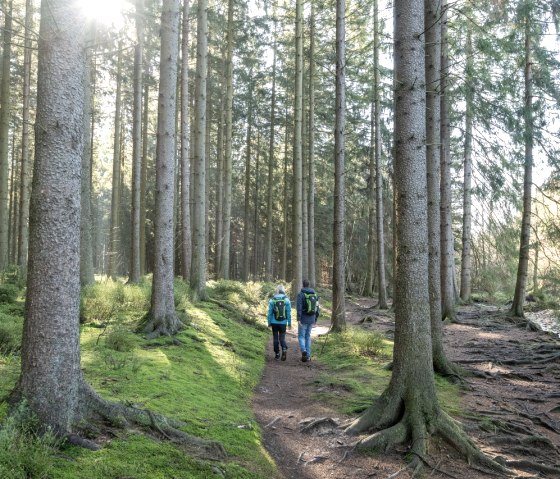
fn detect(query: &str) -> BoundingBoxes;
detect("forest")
[0,0,560,477]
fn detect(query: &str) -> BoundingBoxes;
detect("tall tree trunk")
[307,2,316,287]
[426,0,457,377]
[9,138,18,265]
[242,86,253,282]
[345,3,503,470]
[220,0,234,279]
[191,0,208,299]
[181,0,192,281]
[302,100,309,280]
[331,0,346,331]
[365,99,376,298]
[253,132,261,278]
[291,0,304,294]
[80,30,95,287]
[129,0,145,284]
[108,44,123,278]
[143,0,182,337]
[19,0,88,432]
[214,48,226,279]
[265,8,278,281]
[282,106,289,280]
[140,83,149,275]
[18,0,34,276]
[439,0,456,321]
[460,8,473,302]
[0,0,13,270]
[512,13,533,318]
[374,1,387,309]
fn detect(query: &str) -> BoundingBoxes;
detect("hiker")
[297,279,319,362]
[267,284,292,361]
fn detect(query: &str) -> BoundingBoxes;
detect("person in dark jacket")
[267,284,292,360]
[296,279,319,362]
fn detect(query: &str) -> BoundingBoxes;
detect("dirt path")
[253,298,560,478]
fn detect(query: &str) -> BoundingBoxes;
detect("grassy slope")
[0,281,462,479]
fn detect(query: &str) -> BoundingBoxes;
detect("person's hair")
[275,284,285,295]
[303,279,310,288]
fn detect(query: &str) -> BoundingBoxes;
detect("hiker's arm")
[286,300,292,327]
[267,300,273,326]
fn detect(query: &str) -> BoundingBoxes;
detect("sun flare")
[76,0,126,27]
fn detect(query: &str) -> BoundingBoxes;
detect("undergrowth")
[0,278,279,479]
[0,278,467,478]
[314,325,462,418]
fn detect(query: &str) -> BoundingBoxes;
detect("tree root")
[500,459,560,476]
[76,382,226,460]
[346,395,509,476]
[136,310,186,339]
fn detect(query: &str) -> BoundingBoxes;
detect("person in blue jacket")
[267,284,292,361]
[297,279,319,362]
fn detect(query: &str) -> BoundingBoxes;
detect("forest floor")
[253,297,560,479]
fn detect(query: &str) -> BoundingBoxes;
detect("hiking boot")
[274,353,280,360]
[281,349,287,361]
[301,351,308,362]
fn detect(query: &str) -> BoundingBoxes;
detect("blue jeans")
[298,322,313,358]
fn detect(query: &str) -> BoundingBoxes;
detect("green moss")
[1,279,278,479]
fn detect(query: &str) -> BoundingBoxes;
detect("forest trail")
[253,297,560,478]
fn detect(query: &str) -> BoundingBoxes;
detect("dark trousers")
[271,323,287,353]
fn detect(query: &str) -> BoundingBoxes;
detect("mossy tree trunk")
[346,1,503,471]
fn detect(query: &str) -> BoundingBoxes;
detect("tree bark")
[140,82,149,275]
[80,29,95,287]
[265,8,278,281]
[143,0,182,337]
[129,0,145,284]
[291,0,304,294]
[439,0,456,321]
[307,3,316,286]
[181,0,192,281]
[108,44,123,278]
[17,0,34,276]
[425,0,457,378]
[460,6,474,302]
[0,0,13,270]
[331,0,346,331]
[512,12,533,318]
[374,0,387,308]
[19,0,89,431]
[220,0,234,280]
[243,85,253,282]
[191,0,208,299]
